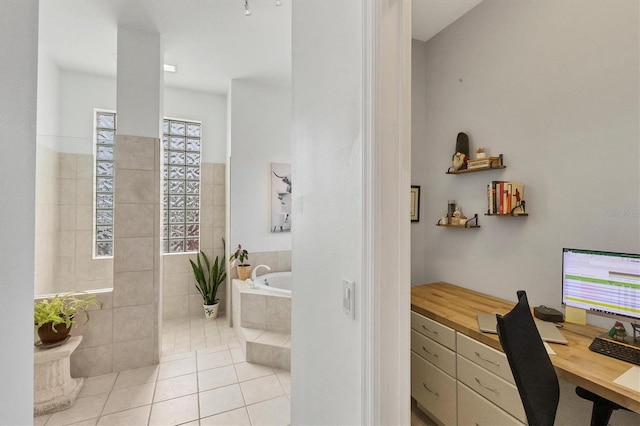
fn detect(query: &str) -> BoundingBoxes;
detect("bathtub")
[252,271,292,296]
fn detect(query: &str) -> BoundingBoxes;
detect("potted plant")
[190,249,226,319]
[229,244,251,280]
[34,293,102,346]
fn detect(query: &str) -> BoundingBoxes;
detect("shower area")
[35,2,292,380]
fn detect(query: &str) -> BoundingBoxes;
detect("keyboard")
[588,337,640,366]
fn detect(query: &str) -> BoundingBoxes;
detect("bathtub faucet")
[251,264,271,281]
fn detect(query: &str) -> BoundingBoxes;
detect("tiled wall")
[69,135,164,376]
[163,163,226,320]
[34,151,231,376]
[34,145,60,295]
[34,146,113,296]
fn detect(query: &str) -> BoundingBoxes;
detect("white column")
[112,25,164,370]
[116,25,163,138]
[0,0,38,423]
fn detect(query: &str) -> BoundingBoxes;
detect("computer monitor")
[562,248,640,325]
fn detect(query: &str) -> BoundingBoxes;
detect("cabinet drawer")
[457,355,526,423]
[411,352,457,426]
[457,382,525,426]
[411,330,456,377]
[457,333,515,384]
[411,311,456,350]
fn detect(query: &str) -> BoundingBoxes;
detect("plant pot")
[237,265,252,280]
[203,303,219,319]
[37,321,72,345]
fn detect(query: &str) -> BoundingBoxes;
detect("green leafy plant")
[190,249,227,306]
[229,244,249,266]
[34,293,102,332]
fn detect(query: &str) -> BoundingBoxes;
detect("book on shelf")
[487,181,524,215]
[467,156,502,169]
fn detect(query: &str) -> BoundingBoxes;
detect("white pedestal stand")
[34,335,84,415]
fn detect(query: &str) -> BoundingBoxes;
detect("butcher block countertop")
[411,282,640,413]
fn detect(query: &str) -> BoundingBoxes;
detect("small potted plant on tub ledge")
[229,244,251,280]
[34,293,102,347]
[190,249,227,319]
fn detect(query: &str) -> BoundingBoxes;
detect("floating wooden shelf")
[485,213,528,217]
[436,214,480,228]
[446,165,506,174]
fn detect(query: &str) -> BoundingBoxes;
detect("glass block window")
[163,119,201,253]
[94,111,116,257]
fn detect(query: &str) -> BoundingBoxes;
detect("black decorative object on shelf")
[450,132,470,172]
[455,132,470,158]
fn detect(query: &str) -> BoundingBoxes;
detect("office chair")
[496,291,628,426]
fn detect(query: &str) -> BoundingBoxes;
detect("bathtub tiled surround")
[34,316,291,426]
[232,279,291,370]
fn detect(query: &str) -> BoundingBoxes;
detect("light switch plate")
[343,279,355,319]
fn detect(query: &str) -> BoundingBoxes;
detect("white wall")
[411,38,428,286]
[290,2,364,424]
[414,0,640,307]
[412,1,639,321]
[36,53,61,150]
[165,87,227,163]
[55,71,227,158]
[229,79,292,254]
[59,71,116,154]
[411,3,639,423]
[0,1,38,423]
[291,2,412,422]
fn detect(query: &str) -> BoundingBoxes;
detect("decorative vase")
[37,321,72,345]
[237,265,252,280]
[203,303,219,319]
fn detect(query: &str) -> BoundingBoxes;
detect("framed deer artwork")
[271,163,292,232]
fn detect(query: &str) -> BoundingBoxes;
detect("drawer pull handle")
[421,346,439,358]
[422,383,439,396]
[474,351,500,367]
[475,377,500,395]
[421,324,438,335]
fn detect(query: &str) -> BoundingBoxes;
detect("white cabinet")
[411,312,526,425]
[457,382,524,426]
[411,312,457,425]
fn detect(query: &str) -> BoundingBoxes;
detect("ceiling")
[412,0,483,42]
[38,0,482,96]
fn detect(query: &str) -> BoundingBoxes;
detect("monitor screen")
[562,248,640,323]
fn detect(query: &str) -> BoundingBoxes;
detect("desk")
[411,282,640,414]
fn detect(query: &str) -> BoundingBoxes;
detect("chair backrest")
[496,291,559,426]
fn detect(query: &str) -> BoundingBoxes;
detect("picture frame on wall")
[411,185,420,222]
[272,163,292,232]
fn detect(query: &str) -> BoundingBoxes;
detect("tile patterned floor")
[34,316,291,426]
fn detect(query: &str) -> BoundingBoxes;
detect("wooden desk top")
[411,282,640,413]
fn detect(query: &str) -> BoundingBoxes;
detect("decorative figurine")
[476,147,487,159]
[608,321,627,341]
[451,132,470,171]
[452,152,467,171]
